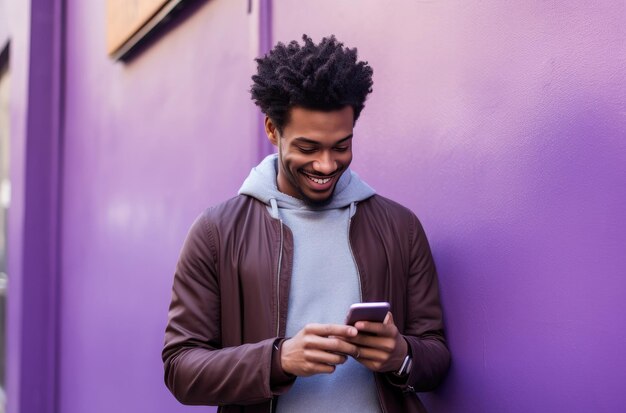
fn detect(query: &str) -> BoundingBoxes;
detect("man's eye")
[334,146,349,152]
[297,147,317,154]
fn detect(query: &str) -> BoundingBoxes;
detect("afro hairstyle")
[250,34,373,134]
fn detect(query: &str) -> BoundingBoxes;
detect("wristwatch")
[394,354,412,377]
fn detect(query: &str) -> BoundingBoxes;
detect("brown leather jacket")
[163,194,450,412]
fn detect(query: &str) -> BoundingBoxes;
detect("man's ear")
[264,116,279,146]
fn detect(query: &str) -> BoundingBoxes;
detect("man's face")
[267,106,354,205]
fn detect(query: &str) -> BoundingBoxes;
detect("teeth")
[306,175,331,184]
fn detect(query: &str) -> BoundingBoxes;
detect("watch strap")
[394,354,412,377]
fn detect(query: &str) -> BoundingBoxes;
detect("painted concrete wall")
[274,0,626,412]
[59,1,259,412]
[2,0,624,412]
[1,0,32,411]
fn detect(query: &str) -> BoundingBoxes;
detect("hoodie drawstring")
[349,202,357,218]
[269,198,280,220]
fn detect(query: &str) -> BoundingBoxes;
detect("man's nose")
[312,151,336,175]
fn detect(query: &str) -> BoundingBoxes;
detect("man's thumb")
[383,312,393,325]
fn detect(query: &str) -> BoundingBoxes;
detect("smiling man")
[268,105,354,205]
[163,35,450,413]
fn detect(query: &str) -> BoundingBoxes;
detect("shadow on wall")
[419,92,625,412]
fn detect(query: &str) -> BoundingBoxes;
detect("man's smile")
[307,175,331,184]
[300,170,339,188]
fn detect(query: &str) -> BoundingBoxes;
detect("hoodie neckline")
[239,154,376,215]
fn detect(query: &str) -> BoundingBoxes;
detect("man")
[163,35,450,412]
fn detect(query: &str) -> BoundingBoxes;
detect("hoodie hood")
[238,154,375,216]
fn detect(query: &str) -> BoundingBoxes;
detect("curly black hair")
[250,34,373,133]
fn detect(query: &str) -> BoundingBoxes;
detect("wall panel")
[60,1,258,412]
[273,1,626,411]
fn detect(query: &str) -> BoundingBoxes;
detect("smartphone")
[345,302,390,325]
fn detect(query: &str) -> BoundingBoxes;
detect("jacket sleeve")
[162,212,292,406]
[386,213,451,392]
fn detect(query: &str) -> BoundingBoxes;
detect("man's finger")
[383,312,393,325]
[298,330,359,356]
[351,347,388,362]
[307,335,359,356]
[345,334,397,354]
[354,321,391,336]
[305,349,348,366]
[303,323,358,338]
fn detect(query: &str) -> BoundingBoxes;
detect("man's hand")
[347,312,408,373]
[281,324,359,377]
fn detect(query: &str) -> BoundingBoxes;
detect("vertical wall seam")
[50,0,66,411]
[20,0,64,411]
[256,0,274,160]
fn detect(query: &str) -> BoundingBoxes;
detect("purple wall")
[3,0,625,412]
[59,1,261,412]
[274,1,626,412]
[2,0,33,412]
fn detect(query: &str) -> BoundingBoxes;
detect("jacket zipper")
[347,216,363,302]
[348,214,387,413]
[276,219,284,336]
[270,219,284,413]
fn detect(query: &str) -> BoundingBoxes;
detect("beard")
[276,154,339,207]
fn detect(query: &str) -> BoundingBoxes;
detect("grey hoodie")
[239,154,380,413]
[239,153,376,216]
